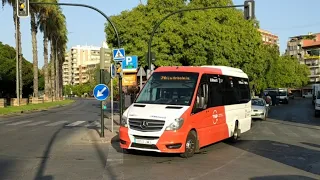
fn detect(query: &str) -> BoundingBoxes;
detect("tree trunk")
[59,59,63,98]
[55,46,59,99]
[50,40,55,99]
[31,12,38,97]
[43,28,49,99]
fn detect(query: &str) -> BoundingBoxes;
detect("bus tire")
[230,122,240,143]
[180,131,197,158]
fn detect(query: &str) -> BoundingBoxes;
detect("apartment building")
[63,43,112,86]
[286,32,320,83]
[258,29,279,46]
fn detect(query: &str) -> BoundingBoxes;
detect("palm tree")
[1,0,23,99]
[47,6,67,99]
[29,0,42,98]
[37,0,58,100]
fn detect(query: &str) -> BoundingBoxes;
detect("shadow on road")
[32,124,118,180]
[0,159,14,180]
[33,125,66,180]
[301,142,320,149]
[227,140,320,176]
[249,175,318,180]
[87,132,118,180]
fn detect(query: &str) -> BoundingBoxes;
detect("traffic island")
[68,128,119,145]
[0,99,75,116]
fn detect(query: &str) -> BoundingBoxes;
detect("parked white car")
[251,98,270,120]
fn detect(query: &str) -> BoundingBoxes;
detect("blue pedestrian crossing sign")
[93,84,110,101]
[113,48,125,61]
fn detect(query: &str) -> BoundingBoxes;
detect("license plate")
[135,138,152,145]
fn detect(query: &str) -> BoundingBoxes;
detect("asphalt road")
[0,98,319,180]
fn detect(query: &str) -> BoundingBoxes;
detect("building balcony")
[308,73,320,77]
[304,55,320,60]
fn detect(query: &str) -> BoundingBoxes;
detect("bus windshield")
[135,72,199,106]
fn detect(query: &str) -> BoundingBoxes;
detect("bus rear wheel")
[180,131,197,158]
[229,122,240,143]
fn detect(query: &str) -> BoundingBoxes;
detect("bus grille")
[128,118,165,132]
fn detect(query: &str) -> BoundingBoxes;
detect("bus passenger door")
[190,75,212,147]
[207,74,227,143]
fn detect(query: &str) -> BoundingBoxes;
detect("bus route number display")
[160,76,190,81]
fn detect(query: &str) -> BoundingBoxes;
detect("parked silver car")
[251,98,269,120]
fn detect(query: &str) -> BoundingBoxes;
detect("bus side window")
[192,75,208,114]
[207,74,224,107]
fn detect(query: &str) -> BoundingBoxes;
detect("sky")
[0,0,320,68]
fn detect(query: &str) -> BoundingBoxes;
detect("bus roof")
[154,66,248,79]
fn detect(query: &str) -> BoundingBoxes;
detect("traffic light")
[244,0,255,20]
[17,0,29,18]
[116,62,122,76]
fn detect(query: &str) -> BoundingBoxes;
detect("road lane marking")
[25,121,49,126]
[65,121,86,127]
[7,120,32,126]
[45,121,68,126]
[272,143,289,147]
[85,121,101,127]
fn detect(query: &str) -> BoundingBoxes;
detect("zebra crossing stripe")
[261,126,275,135]
[7,120,33,126]
[85,121,101,127]
[0,120,9,124]
[272,124,299,137]
[25,121,49,126]
[45,121,68,126]
[103,144,124,179]
[65,121,86,127]
[297,127,320,138]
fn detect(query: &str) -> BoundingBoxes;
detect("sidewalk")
[66,113,121,146]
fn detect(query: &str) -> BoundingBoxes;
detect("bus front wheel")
[180,131,197,158]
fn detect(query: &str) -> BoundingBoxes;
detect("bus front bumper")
[119,127,187,153]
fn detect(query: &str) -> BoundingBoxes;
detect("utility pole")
[100,47,105,137]
[15,14,20,106]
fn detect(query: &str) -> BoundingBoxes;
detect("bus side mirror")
[197,96,205,109]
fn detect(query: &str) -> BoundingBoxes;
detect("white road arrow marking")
[97,87,107,97]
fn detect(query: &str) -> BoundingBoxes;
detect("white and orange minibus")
[119,66,252,158]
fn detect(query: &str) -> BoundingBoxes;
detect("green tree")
[0,41,34,98]
[105,0,311,93]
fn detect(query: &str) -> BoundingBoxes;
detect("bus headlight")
[120,116,128,127]
[165,118,184,131]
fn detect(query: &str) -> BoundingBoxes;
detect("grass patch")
[0,99,75,115]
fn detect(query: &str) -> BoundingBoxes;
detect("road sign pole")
[100,71,104,137]
[139,66,143,90]
[100,47,105,137]
[111,75,114,133]
[119,74,123,119]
